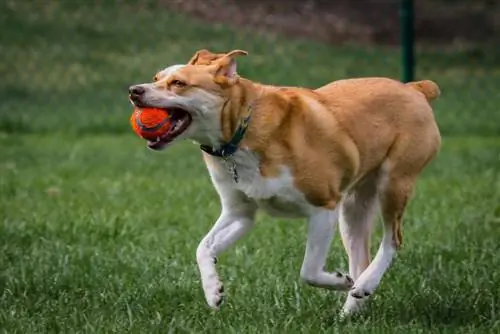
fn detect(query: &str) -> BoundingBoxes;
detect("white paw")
[202,274,225,309]
[349,284,373,299]
[340,282,376,317]
[301,270,354,290]
[331,271,355,290]
[340,294,367,318]
[197,249,224,309]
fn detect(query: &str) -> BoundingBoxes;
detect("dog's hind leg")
[341,164,417,316]
[339,175,379,282]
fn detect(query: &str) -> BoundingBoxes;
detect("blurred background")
[1,0,499,136]
[1,1,500,332]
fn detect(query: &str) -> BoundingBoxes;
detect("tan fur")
[405,80,441,101]
[187,49,230,66]
[187,49,441,248]
[130,49,443,313]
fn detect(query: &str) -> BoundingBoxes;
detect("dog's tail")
[405,80,441,102]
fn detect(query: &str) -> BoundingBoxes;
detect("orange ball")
[130,107,171,141]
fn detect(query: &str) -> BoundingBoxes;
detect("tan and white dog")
[128,49,441,316]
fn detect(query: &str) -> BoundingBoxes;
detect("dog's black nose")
[129,85,145,96]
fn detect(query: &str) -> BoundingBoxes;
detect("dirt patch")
[162,0,499,46]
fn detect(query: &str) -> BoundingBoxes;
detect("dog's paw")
[332,271,354,290]
[301,270,354,290]
[349,286,372,299]
[340,293,368,318]
[203,277,225,309]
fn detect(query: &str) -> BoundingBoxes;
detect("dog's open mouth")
[146,108,192,151]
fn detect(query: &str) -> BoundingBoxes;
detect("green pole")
[400,0,414,83]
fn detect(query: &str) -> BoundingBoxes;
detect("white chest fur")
[210,149,316,218]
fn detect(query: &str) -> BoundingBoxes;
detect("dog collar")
[200,103,253,158]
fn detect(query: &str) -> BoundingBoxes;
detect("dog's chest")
[220,152,314,218]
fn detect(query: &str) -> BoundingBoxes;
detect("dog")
[128,49,441,316]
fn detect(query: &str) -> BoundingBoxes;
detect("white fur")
[341,223,396,316]
[158,64,186,78]
[132,66,400,315]
[136,65,225,145]
[199,152,399,316]
[227,149,315,218]
[339,161,398,317]
[196,148,353,308]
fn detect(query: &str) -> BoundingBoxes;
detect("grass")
[0,1,499,333]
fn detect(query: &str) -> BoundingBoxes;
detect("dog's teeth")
[171,120,182,132]
[175,119,184,131]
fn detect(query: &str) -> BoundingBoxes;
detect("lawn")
[1,1,499,333]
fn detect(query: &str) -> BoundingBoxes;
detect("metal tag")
[224,158,239,183]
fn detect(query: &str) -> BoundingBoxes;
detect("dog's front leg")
[196,192,257,309]
[300,209,353,290]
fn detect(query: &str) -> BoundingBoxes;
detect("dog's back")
[314,77,442,178]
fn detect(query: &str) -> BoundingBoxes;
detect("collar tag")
[226,159,239,183]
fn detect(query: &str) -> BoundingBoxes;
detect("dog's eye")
[153,75,159,82]
[171,80,187,88]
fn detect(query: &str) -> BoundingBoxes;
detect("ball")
[130,107,171,141]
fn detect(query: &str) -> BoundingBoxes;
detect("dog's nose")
[129,85,145,96]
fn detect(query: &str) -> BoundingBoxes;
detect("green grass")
[1,1,500,333]
[1,1,500,137]
[1,135,499,333]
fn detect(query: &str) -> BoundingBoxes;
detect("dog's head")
[129,49,247,150]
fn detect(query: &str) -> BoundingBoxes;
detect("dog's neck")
[217,78,283,153]
[219,78,259,142]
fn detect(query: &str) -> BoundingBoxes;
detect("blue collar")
[200,103,253,158]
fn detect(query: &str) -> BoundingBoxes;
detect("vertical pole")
[400,0,414,83]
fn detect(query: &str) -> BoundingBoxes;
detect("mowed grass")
[1,1,500,333]
[1,135,499,333]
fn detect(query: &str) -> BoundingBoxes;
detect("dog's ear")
[187,49,227,66]
[211,50,248,86]
[187,49,209,65]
